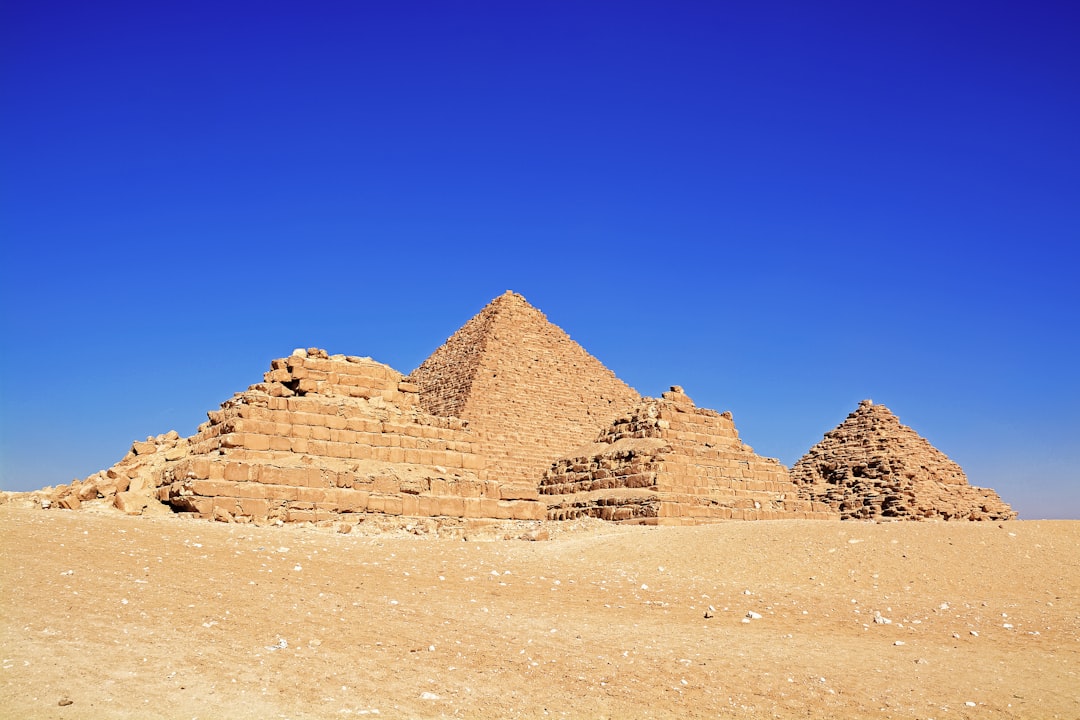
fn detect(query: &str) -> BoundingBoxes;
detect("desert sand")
[2,506,1077,719]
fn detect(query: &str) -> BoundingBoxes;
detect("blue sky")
[2,1,1077,518]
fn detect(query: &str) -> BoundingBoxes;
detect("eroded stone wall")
[542,387,838,524]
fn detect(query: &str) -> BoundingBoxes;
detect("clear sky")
[2,2,1077,518]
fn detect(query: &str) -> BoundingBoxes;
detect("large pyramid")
[791,400,1016,521]
[409,291,641,485]
[541,386,838,524]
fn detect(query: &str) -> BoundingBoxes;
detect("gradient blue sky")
[2,2,1077,518]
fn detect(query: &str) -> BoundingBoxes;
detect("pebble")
[893,641,905,646]
[746,611,762,620]
[704,606,715,619]
[58,697,73,707]
[420,692,441,701]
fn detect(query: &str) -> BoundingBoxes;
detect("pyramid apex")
[490,290,533,306]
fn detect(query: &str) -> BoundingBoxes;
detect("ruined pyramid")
[408,291,641,487]
[49,348,547,524]
[791,400,1016,521]
[542,386,838,524]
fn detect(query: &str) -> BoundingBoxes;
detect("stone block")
[512,501,545,520]
[268,435,292,452]
[128,476,153,493]
[191,480,236,497]
[296,487,329,504]
[286,507,317,523]
[235,498,269,518]
[438,497,465,517]
[114,491,151,515]
[500,482,539,501]
[132,441,157,455]
[372,476,399,494]
[224,463,249,482]
[164,446,187,461]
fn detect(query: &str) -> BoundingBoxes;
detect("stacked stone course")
[791,400,1016,521]
[542,387,838,524]
[156,349,544,523]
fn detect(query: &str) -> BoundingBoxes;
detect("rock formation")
[541,387,837,523]
[409,291,641,485]
[791,400,1016,521]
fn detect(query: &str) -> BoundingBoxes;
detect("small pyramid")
[541,386,838,524]
[791,400,1016,521]
[409,291,641,485]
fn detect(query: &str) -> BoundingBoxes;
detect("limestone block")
[128,476,153,493]
[235,498,269,518]
[499,482,539,501]
[400,493,419,516]
[114,491,151,515]
[132,441,157,455]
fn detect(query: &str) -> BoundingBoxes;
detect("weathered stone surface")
[791,400,1016,521]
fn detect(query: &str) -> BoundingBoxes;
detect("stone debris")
[791,400,1015,521]
[265,638,288,651]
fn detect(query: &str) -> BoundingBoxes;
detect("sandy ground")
[1,505,1078,720]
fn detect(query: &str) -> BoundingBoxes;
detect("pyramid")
[48,348,546,523]
[409,291,641,485]
[541,386,839,524]
[791,400,1016,521]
